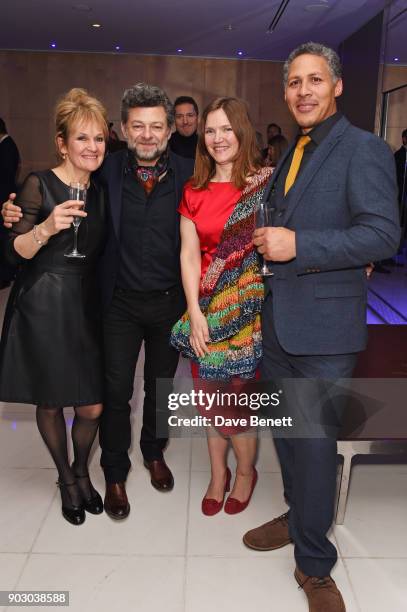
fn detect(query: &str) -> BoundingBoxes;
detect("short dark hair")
[267,122,281,134]
[174,96,198,115]
[268,134,288,164]
[284,42,342,86]
[121,83,174,126]
[0,118,7,133]
[402,128,407,139]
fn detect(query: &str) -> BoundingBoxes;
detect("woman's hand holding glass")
[39,200,87,240]
[189,308,210,357]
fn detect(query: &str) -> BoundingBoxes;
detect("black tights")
[36,404,102,508]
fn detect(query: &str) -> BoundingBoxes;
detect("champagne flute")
[65,182,87,259]
[255,200,274,276]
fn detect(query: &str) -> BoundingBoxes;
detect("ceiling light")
[92,23,101,28]
[72,3,92,11]
[394,57,400,61]
[115,45,121,51]
[305,2,330,12]
[237,50,244,56]
[177,48,183,53]
[50,42,57,48]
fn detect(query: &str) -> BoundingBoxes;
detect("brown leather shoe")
[104,482,130,520]
[143,459,174,491]
[243,512,292,550]
[295,567,346,612]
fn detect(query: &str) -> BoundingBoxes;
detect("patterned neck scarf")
[128,147,170,195]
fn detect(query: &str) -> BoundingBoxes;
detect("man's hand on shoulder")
[2,193,22,228]
[253,227,296,262]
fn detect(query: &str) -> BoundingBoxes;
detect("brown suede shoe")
[243,512,292,551]
[143,459,174,491]
[104,482,130,520]
[294,567,346,612]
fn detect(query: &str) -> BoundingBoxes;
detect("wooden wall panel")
[381,65,407,151]
[259,61,296,142]
[383,65,407,92]
[0,50,294,178]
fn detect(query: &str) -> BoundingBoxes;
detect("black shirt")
[269,112,343,220]
[169,131,198,160]
[117,165,181,291]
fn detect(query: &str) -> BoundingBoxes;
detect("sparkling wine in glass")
[65,182,87,259]
[255,200,274,277]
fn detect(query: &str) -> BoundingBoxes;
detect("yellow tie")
[284,135,311,195]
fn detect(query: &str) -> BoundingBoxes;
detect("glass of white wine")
[255,200,274,276]
[64,182,87,259]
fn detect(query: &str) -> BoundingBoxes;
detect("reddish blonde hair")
[192,97,262,190]
[55,88,108,161]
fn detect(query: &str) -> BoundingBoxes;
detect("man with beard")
[98,84,193,517]
[1,83,193,519]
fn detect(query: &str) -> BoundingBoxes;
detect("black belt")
[115,284,182,296]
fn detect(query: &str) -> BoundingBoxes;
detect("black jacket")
[394,145,406,203]
[0,135,20,203]
[97,148,194,310]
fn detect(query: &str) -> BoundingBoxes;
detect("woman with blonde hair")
[0,88,108,525]
[171,97,273,515]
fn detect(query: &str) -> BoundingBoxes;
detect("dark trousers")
[261,294,358,577]
[0,225,15,284]
[100,286,185,483]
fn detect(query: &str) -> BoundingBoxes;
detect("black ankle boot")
[56,481,86,525]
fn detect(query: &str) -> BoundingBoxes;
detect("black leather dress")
[0,170,106,407]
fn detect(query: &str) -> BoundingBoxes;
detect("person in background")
[0,89,108,526]
[170,96,198,159]
[107,121,127,154]
[394,128,407,209]
[263,134,288,168]
[262,122,282,159]
[171,97,273,516]
[267,122,282,141]
[0,117,20,288]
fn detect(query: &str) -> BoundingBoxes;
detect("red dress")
[178,181,241,279]
[179,181,256,435]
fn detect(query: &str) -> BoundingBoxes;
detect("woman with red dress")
[171,97,273,515]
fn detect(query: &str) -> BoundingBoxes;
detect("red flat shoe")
[201,467,231,516]
[224,467,258,515]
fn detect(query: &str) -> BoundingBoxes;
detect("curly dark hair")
[121,83,174,126]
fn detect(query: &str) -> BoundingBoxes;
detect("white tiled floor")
[1,287,407,611]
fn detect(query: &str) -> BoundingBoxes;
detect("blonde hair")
[55,88,108,161]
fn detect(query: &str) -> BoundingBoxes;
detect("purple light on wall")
[115,46,120,50]
[50,42,57,48]
[237,50,244,56]
[177,48,183,53]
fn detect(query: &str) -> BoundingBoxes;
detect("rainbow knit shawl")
[170,166,273,380]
